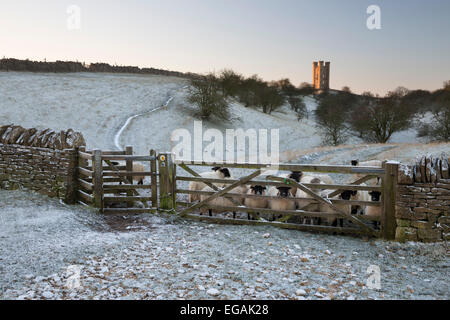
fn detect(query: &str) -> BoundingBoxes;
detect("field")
[0,72,449,300]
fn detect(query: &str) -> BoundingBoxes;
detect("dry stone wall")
[396,154,450,242]
[0,125,85,203]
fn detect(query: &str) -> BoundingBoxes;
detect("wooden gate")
[76,146,158,214]
[175,159,399,239]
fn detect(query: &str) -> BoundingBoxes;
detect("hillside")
[1,72,448,166]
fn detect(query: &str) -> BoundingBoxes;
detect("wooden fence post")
[150,149,158,208]
[158,152,175,211]
[93,149,104,212]
[382,161,399,240]
[126,146,133,208]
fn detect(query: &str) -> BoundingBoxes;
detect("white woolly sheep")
[349,183,371,215]
[294,176,323,224]
[365,191,382,228]
[350,159,383,186]
[244,185,268,220]
[188,167,232,202]
[265,186,296,221]
[278,171,303,195]
[132,163,146,185]
[319,190,353,227]
[199,186,238,218]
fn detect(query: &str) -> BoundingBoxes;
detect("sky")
[1,0,449,95]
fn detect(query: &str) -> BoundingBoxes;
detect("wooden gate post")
[126,146,133,208]
[150,149,158,208]
[382,161,399,240]
[76,146,87,204]
[93,149,104,212]
[158,152,175,211]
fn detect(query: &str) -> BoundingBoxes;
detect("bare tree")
[218,69,243,97]
[341,86,352,93]
[288,96,307,121]
[355,91,414,143]
[315,94,350,146]
[298,82,315,96]
[444,80,450,91]
[188,73,230,121]
[256,84,285,114]
[418,91,450,141]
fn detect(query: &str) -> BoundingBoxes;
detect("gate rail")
[174,159,399,239]
[76,146,159,214]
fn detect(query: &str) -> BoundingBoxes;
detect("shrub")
[187,74,230,121]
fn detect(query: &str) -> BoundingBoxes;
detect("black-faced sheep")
[265,186,296,221]
[244,185,268,220]
[110,161,146,185]
[278,171,303,195]
[199,184,246,219]
[319,190,354,227]
[350,159,382,186]
[188,167,232,202]
[366,191,382,228]
[294,176,323,224]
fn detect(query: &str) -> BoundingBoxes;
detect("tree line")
[314,83,450,145]
[188,70,314,121]
[0,58,198,79]
[188,70,450,144]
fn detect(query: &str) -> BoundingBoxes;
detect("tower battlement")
[313,61,330,92]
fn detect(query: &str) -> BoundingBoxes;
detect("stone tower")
[313,61,330,91]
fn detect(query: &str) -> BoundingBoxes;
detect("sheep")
[278,171,303,195]
[230,184,249,206]
[351,159,383,167]
[188,167,232,203]
[265,186,296,221]
[132,163,146,185]
[350,159,382,186]
[110,161,146,185]
[365,191,382,228]
[319,190,353,227]
[244,185,268,220]
[294,176,322,224]
[199,186,237,218]
[303,173,334,186]
[349,184,371,215]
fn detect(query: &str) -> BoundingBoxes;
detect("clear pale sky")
[1,0,449,94]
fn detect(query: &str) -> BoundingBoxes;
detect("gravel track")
[1,189,448,300]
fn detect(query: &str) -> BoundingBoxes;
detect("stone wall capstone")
[0,125,85,203]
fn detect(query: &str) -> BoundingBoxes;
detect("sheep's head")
[340,190,357,200]
[288,171,303,182]
[250,185,266,195]
[369,191,381,202]
[310,177,321,184]
[211,167,231,178]
[277,186,292,198]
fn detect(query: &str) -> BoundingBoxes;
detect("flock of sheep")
[188,161,383,228]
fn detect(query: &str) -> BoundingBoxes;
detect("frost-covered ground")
[1,189,448,300]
